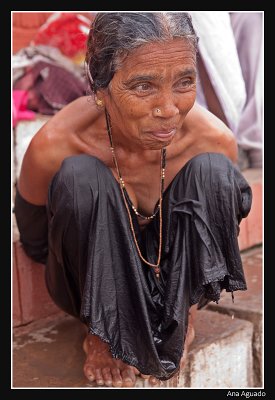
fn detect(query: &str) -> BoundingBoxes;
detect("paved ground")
[13,312,88,388]
[12,246,262,388]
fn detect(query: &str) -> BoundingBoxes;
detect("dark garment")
[14,189,48,264]
[14,152,252,380]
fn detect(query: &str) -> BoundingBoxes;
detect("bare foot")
[83,334,140,387]
[84,307,196,388]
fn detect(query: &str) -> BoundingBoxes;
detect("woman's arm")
[14,124,64,263]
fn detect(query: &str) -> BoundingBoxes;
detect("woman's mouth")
[147,128,176,141]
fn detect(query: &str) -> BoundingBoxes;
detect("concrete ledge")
[207,247,263,387]
[13,214,60,326]
[179,310,254,388]
[13,239,60,326]
[238,168,262,251]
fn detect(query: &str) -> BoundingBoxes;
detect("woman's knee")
[48,155,111,213]
[51,155,111,194]
[56,154,104,183]
[185,152,233,180]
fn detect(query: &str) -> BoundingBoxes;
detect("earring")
[95,98,104,107]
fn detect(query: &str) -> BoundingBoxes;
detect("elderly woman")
[14,12,252,387]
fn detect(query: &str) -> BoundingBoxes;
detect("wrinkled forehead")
[115,38,196,74]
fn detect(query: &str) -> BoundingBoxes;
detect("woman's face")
[99,38,197,150]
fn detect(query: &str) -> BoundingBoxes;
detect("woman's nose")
[153,93,179,118]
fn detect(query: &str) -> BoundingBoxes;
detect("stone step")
[12,309,254,388]
[179,310,254,388]
[206,246,263,387]
[238,168,262,251]
[13,238,60,327]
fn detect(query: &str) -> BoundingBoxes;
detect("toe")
[111,367,123,387]
[140,373,150,379]
[121,369,136,387]
[149,376,160,386]
[95,368,104,386]
[102,367,113,387]
[132,367,140,375]
[84,366,95,382]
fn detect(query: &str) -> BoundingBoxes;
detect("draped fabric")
[14,152,252,380]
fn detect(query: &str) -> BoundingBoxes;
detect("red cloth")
[33,13,91,59]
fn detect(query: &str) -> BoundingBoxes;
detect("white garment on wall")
[230,12,263,153]
[189,11,246,133]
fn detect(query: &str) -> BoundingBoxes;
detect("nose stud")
[154,108,161,115]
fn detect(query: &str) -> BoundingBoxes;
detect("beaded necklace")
[105,109,166,278]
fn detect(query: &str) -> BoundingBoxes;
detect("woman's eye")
[177,78,195,90]
[180,79,192,87]
[135,83,151,91]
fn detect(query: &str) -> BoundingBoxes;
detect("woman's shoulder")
[41,96,99,138]
[185,103,238,163]
[17,96,101,204]
[187,103,232,136]
[30,96,100,155]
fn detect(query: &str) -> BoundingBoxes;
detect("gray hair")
[85,12,198,93]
